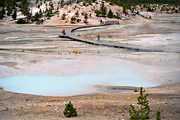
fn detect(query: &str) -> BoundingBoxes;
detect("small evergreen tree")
[6,7,13,16]
[95,2,107,17]
[16,18,27,24]
[36,0,39,4]
[129,87,150,120]
[46,8,53,17]
[0,8,5,19]
[95,9,101,17]
[75,11,79,17]
[12,9,17,20]
[84,13,88,23]
[107,9,114,18]
[61,13,66,20]
[33,12,41,23]
[49,2,54,10]
[156,111,161,120]
[61,0,65,7]
[70,16,76,23]
[129,105,140,120]
[20,0,32,22]
[100,1,107,17]
[6,0,16,16]
[63,101,77,118]
[39,9,42,16]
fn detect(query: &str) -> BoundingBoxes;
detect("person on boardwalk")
[62,29,66,35]
[97,34,100,42]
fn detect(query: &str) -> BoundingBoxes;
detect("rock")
[0,106,8,111]
[174,8,179,13]
[167,10,173,14]
[161,6,167,11]
[138,12,152,19]
[125,9,132,15]
[54,106,58,111]
[135,5,141,12]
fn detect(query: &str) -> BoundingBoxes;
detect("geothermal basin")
[0,56,156,96]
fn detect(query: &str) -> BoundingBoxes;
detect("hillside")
[0,0,180,25]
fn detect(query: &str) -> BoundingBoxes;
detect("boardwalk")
[59,25,178,53]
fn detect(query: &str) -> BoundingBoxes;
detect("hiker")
[97,34,100,41]
[62,29,66,35]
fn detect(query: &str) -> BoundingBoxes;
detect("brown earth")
[0,84,180,120]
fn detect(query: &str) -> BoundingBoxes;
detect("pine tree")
[39,9,42,16]
[101,2,107,17]
[12,8,17,20]
[33,12,41,22]
[36,0,39,4]
[0,9,4,19]
[107,9,114,18]
[70,16,76,23]
[0,5,5,19]
[61,0,65,7]
[129,87,150,120]
[84,13,88,23]
[129,105,140,120]
[61,13,66,20]
[20,0,32,22]
[75,11,79,17]
[63,101,77,118]
[6,0,16,16]
[156,111,161,120]
[46,8,53,17]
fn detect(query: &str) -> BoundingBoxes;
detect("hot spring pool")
[0,73,155,96]
[0,56,157,96]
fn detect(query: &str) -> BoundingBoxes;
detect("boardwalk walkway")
[59,25,178,53]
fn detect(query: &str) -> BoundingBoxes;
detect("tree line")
[0,0,30,20]
[105,0,180,8]
[0,0,55,24]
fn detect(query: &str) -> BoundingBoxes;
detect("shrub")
[12,9,17,20]
[46,8,53,17]
[77,18,81,22]
[95,2,107,17]
[61,13,66,20]
[95,9,101,17]
[70,16,77,23]
[84,13,88,23]
[75,11,79,17]
[83,2,86,6]
[0,8,5,19]
[107,9,114,18]
[37,4,40,8]
[156,111,161,120]
[100,2,107,17]
[33,12,41,22]
[16,18,27,24]
[129,87,150,120]
[61,0,65,7]
[63,101,77,118]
